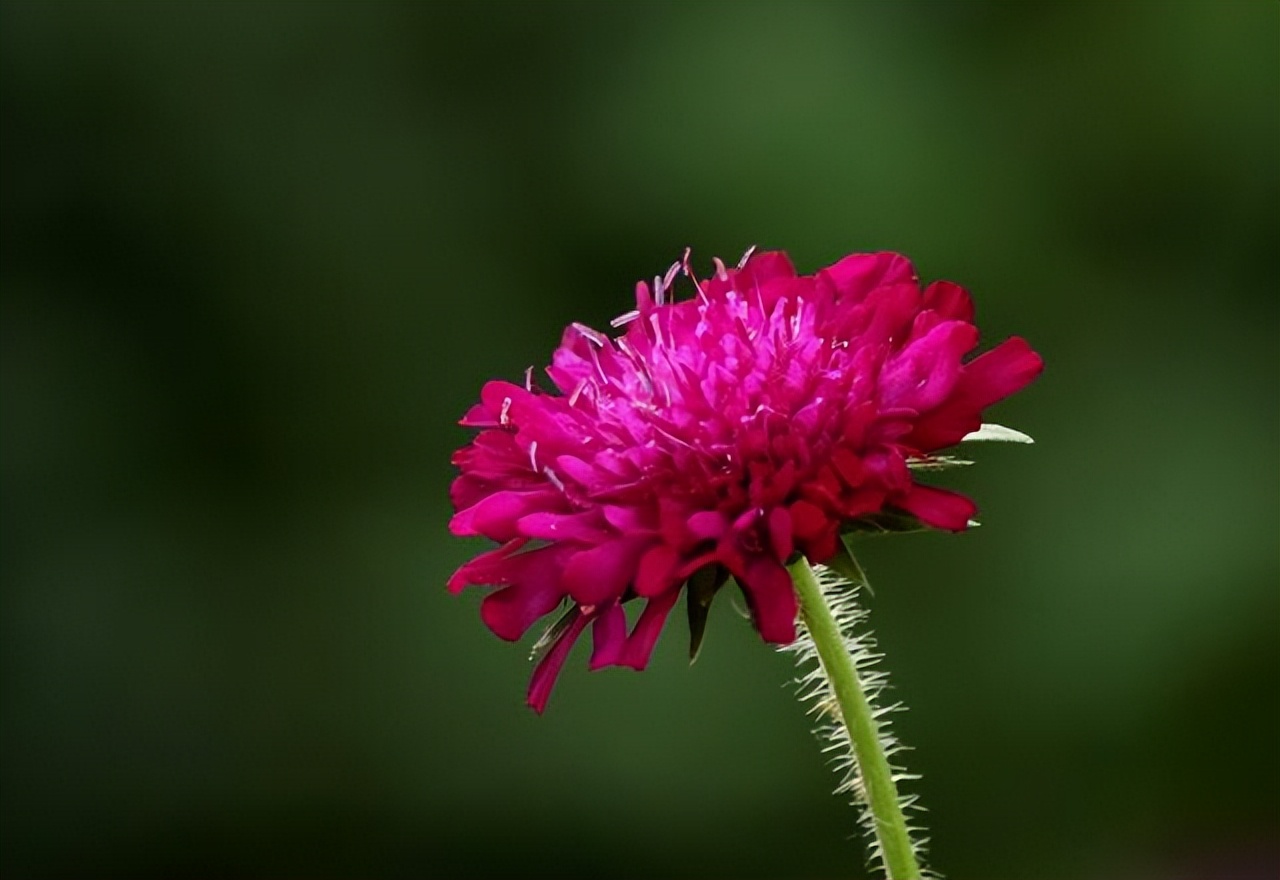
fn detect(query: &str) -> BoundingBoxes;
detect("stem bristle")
[780,563,939,879]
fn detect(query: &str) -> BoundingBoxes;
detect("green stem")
[788,556,921,880]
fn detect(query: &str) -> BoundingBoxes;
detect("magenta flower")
[449,249,1043,712]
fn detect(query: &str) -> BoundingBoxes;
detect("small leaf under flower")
[961,422,1035,444]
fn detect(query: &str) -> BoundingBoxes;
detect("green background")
[2,2,1276,877]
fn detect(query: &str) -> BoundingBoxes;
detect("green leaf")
[840,509,931,536]
[907,454,974,472]
[528,603,578,662]
[826,538,871,592]
[961,422,1035,444]
[685,565,730,663]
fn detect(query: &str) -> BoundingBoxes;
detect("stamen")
[791,297,805,337]
[737,244,757,269]
[610,310,640,328]
[712,256,729,281]
[572,322,607,347]
[588,345,608,384]
[528,440,539,472]
[499,397,512,426]
[543,466,566,493]
[524,366,534,391]
[648,312,666,349]
[568,378,588,407]
[662,259,681,292]
[681,246,706,299]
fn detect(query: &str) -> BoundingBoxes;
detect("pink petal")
[767,506,793,561]
[860,282,923,349]
[588,603,628,669]
[458,402,499,427]
[902,405,982,453]
[896,484,977,531]
[922,280,974,322]
[736,250,797,287]
[516,510,612,543]
[619,590,680,670]
[789,499,829,540]
[450,489,560,541]
[477,545,574,640]
[739,556,798,644]
[560,538,647,605]
[446,539,526,594]
[527,611,590,714]
[904,337,1043,451]
[820,252,916,304]
[878,321,979,412]
[958,336,1045,409]
[635,543,679,597]
[687,510,728,542]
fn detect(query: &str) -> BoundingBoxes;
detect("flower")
[449,249,1043,711]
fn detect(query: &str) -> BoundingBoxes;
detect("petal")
[831,447,866,487]
[958,336,1045,409]
[560,538,647,605]
[739,556,798,643]
[859,282,923,350]
[619,590,681,670]
[820,252,916,304]
[588,602,628,670]
[922,280,974,322]
[904,337,1044,451]
[635,543,680,597]
[767,506,793,561]
[458,402,499,427]
[479,380,532,422]
[450,489,561,541]
[736,250,797,288]
[603,503,655,533]
[686,510,728,542]
[516,510,612,543]
[878,321,979,411]
[896,484,977,531]
[477,545,574,640]
[527,611,590,714]
[446,539,527,593]
[555,455,601,488]
[789,499,830,540]
[801,525,840,564]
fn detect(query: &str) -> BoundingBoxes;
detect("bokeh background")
[2,1,1276,878]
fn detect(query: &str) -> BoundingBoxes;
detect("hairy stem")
[788,556,922,880]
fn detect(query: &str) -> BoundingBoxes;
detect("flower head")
[449,249,1042,711]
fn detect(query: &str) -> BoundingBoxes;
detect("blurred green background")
[2,1,1276,878]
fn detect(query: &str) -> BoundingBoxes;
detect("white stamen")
[543,466,565,493]
[524,366,534,391]
[737,244,757,269]
[610,309,640,328]
[713,256,729,281]
[791,296,805,337]
[528,440,539,472]
[499,397,512,426]
[663,259,681,291]
[648,312,666,349]
[588,345,608,384]
[569,378,588,407]
[681,246,706,299]
[572,322,607,347]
